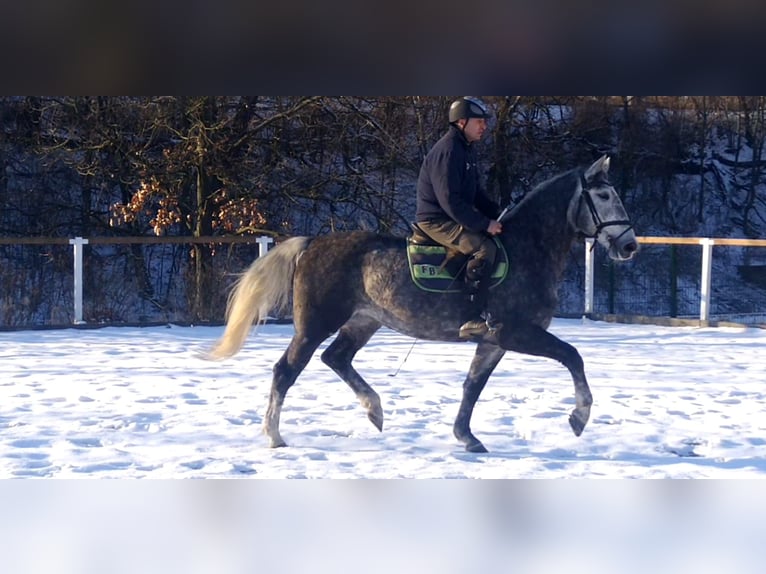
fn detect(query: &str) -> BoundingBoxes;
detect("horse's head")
[569,155,638,261]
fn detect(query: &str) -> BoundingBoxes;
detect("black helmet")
[449,96,490,123]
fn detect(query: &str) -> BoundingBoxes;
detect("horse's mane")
[503,168,579,222]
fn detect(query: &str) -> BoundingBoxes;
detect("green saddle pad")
[406,236,508,293]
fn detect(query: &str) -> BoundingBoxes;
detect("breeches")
[417,220,496,264]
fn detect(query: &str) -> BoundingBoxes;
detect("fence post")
[256,235,274,257]
[69,237,89,324]
[669,244,678,318]
[699,238,714,323]
[584,238,595,316]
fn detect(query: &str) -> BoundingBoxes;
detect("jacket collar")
[448,124,471,147]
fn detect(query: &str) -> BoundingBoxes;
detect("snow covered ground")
[1,318,765,479]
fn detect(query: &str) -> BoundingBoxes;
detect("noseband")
[578,173,633,245]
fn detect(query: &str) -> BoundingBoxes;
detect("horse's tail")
[207,236,311,360]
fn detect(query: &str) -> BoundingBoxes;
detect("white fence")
[585,236,766,324]
[67,235,273,324]
[9,234,766,326]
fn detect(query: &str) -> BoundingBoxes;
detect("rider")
[415,96,503,339]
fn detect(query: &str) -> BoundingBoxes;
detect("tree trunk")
[697,96,707,223]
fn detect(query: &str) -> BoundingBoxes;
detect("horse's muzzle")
[618,238,639,260]
[604,225,639,261]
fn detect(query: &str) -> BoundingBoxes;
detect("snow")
[2,317,765,479]
[3,317,766,572]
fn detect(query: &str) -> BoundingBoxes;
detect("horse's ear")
[584,155,610,181]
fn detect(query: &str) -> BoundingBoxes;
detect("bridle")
[577,172,634,245]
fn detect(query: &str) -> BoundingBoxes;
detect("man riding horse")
[415,96,504,340]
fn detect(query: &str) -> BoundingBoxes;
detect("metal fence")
[2,235,766,329]
[0,236,272,328]
[575,237,766,327]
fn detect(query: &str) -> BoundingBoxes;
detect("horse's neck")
[504,187,576,261]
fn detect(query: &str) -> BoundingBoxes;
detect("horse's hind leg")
[320,315,384,431]
[496,324,592,436]
[454,342,506,453]
[265,332,328,447]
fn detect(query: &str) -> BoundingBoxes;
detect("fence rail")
[2,234,765,328]
[636,237,766,247]
[0,235,277,245]
[0,235,274,327]
[584,236,766,326]
[68,236,274,324]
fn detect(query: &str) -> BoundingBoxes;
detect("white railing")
[7,234,766,326]
[65,235,274,324]
[584,236,766,323]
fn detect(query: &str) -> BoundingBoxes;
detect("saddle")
[406,223,508,293]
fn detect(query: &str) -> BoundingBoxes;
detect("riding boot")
[459,258,492,340]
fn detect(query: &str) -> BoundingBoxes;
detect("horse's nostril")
[619,242,638,259]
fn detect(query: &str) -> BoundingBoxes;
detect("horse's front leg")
[454,342,506,453]
[495,323,592,436]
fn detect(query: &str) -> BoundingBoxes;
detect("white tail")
[206,236,310,360]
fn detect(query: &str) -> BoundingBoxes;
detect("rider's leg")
[415,221,497,338]
[458,237,497,339]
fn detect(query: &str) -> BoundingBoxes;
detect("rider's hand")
[487,220,503,235]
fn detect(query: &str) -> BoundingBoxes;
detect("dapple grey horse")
[208,155,638,452]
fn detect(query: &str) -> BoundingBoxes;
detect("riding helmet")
[448,96,491,123]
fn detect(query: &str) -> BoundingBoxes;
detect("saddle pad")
[406,237,508,293]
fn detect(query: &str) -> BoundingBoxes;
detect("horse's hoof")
[465,441,489,453]
[569,408,590,437]
[367,409,384,432]
[267,436,288,448]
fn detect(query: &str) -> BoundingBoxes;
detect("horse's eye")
[597,192,610,201]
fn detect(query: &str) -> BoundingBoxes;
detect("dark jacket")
[416,125,499,232]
